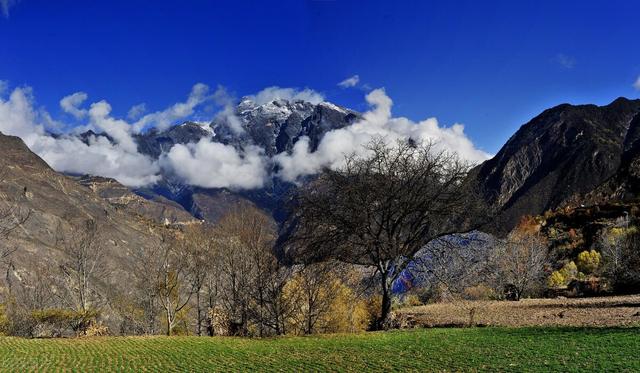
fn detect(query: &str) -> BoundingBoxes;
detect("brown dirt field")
[396,295,640,328]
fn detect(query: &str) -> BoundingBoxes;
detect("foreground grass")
[0,327,638,372]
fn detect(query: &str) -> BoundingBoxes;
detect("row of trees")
[10,138,636,336]
[0,139,497,335]
[0,204,374,337]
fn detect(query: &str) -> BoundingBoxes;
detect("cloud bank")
[132,83,212,133]
[0,84,215,187]
[274,88,491,182]
[0,81,489,191]
[634,76,640,91]
[161,141,267,189]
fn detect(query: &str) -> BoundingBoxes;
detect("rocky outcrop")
[74,175,196,225]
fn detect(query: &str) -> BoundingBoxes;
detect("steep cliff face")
[474,97,640,232]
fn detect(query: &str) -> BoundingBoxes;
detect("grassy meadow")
[0,327,638,372]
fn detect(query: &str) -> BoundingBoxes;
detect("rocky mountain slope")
[0,132,189,287]
[74,175,194,225]
[473,97,640,233]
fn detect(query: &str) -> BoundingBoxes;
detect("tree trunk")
[166,316,171,336]
[166,307,172,336]
[306,307,313,335]
[376,271,392,330]
[206,293,214,336]
[196,291,201,336]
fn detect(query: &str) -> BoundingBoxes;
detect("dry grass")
[396,295,640,328]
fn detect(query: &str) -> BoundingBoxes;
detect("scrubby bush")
[82,321,109,337]
[365,296,382,330]
[576,250,601,274]
[548,261,579,288]
[463,285,496,301]
[547,271,566,288]
[397,294,423,308]
[31,308,100,337]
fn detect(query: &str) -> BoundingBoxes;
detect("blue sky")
[1,0,640,154]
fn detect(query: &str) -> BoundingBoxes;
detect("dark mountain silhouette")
[473,97,640,233]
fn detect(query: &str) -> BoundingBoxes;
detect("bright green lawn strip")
[0,327,636,372]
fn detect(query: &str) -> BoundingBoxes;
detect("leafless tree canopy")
[493,230,548,300]
[283,139,489,328]
[56,219,107,313]
[212,205,290,336]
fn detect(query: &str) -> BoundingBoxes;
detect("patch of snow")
[319,101,348,114]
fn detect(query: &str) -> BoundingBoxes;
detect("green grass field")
[0,327,638,372]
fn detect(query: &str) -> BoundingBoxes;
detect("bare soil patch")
[396,295,640,328]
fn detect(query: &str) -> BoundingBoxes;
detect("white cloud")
[60,92,88,119]
[127,103,147,120]
[274,88,491,182]
[555,54,576,69]
[0,0,20,17]
[161,139,267,189]
[338,75,360,88]
[88,100,139,153]
[246,86,324,105]
[29,134,161,187]
[634,76,640,91]
[0,86,43,138]
[0,85,160,187]
[132,83,212,132]
[213,85,244,135]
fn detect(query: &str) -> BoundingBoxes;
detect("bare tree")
[203,258,221,336]
[181,224,217,336]
[214,205,282,336]
[493,229,547,300]
[282,139,487,329]
[286,262,343,335]
[600,225,640,291]
[130,244,162,335]
[56,219,106,313]
[152,230,195,336]
[415,233,496,300]
[412,234,497,326]
[254,261,295,336]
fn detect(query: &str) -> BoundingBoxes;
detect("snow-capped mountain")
[211,98,359,156]
[133,98,360,222]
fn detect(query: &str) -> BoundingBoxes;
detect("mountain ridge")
[474,97,640,233]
